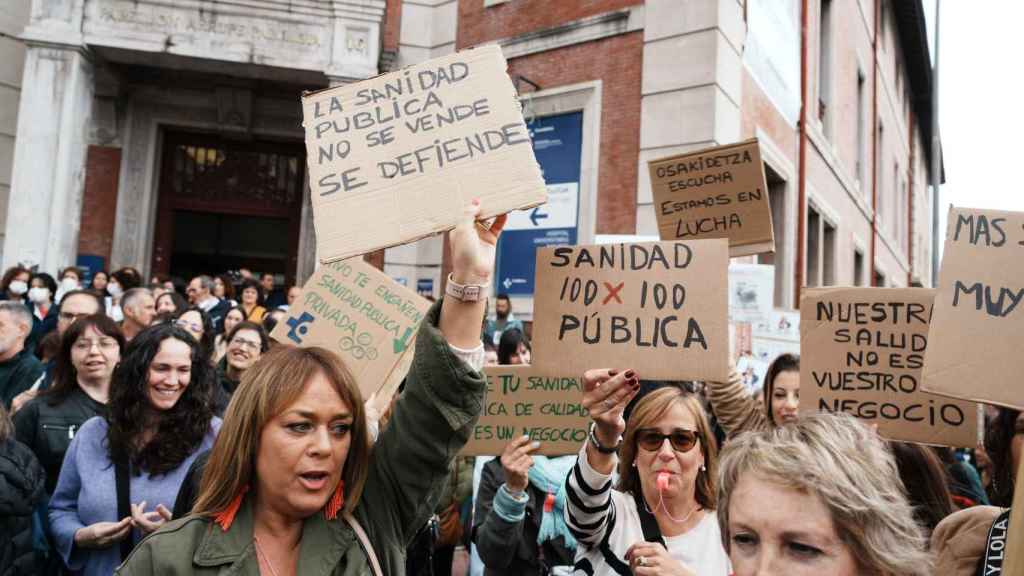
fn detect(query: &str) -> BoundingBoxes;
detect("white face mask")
[60,277,79,291]
[8,280,28,295]
[107,282,123,298]
[28,287,51,303]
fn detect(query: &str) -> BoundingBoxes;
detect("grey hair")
[195,275,215,292]
[717,412,933,576]
[0,301,33,330]
[121,287,151,312]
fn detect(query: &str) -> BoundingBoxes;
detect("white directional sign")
[504,183,579,230]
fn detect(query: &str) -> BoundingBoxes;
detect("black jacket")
[0,437,45,576]
[473,459,575,576]
[0,348,44,409]
[13,388,106,494]
[211,359,240,418]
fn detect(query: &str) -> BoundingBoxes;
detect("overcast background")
[926,1,1024,241]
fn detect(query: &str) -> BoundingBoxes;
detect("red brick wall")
[457,0,643,48]
[383,0,402,52]
[505,33,643,233]
[78,146,121,265]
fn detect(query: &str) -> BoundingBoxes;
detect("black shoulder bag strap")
[977,509,1011,576]
[115,458,133,562]
[632,489,666,548]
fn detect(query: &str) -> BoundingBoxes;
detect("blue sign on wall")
[495,111,583,296]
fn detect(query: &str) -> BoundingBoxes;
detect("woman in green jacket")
[116,200,506,575]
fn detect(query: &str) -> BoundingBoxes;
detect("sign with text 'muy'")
[271,258,431,400]
[531,240,730,382]
[462,365,589,456]
[302,44,547,263]
[922,207,1024,410]
[800,288,977,447]
[648,139,774,257]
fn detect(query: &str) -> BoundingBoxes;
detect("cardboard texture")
[462,365,590,456]
[301,44,547,263]
[1004,459,1024,576]
[922,207,1024,410]
[271,259,430,400]
[648,139,774,257]
[800,287,977,447]
[531,240,730,382]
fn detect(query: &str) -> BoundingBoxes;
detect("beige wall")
[0,2,29,260]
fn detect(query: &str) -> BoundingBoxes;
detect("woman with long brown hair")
[117,201,506,575]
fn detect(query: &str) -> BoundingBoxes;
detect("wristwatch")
[589,422,622,454]
[445,273,488,302]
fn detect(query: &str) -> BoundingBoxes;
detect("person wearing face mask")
[56,268,82,304]
[48,322,220,576]
[1,266,31,303]
[13,315,125,573]
[707,353,800,438]
[107,268,143,324]
[28,273,59,349]
[566,372,731,575]
[0,302,45,409]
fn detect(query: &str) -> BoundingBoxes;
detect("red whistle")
[657,472,670,492]
[544,492,555,513]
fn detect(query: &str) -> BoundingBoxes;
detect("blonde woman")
[566,372,731,575]
[717,411,932,576]
[116,201,505,575]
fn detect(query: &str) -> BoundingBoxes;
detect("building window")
[818,0,833,137]
[854,249,866,286]
[806,204,837,288]
[856,70,867,189]
[874,269,886,288]
[758,165,788,308]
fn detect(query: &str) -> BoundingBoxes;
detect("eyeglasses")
[230,337,261,351]
[636,429,699,453]
[73,339,119,352]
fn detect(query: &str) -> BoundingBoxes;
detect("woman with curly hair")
[48,323,220,575]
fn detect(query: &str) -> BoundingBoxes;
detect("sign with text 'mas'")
[462,365,589,456]
[531,240,730,382]
[648,139,774,257]
[271,259,431,400]
[302,44,547,263]
[922,207,1024,410]
[800,288,977,447]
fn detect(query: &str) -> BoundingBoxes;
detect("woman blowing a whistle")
[564,370,730,575]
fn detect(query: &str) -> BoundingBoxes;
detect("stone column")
[2,44,94,271]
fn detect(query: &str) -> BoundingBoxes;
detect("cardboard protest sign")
[648,139,774,257]
[301,44,547,263]
[272,259,431,399]
[800,287,977,447]
[922,207,1024,410]
[531,240,730,382]
[462,365,589,456]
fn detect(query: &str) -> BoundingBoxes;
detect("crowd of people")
[0,202,1019,576]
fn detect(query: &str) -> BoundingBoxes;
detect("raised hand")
[581,368,640,445]
[448,199,507,285]
[500,435,541,493]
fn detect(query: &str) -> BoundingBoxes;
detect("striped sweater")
[563,445,732,575]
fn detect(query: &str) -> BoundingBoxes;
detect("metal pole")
[930,0,942,287]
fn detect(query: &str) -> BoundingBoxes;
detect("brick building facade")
[1,0,938,314]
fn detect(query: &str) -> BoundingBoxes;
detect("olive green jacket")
[116,300,486,575]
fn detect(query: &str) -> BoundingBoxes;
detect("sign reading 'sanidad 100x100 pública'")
[301,44,548,263]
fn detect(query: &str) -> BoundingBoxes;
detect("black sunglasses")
[636,428,699,453]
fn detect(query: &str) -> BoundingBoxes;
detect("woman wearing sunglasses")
[565,370,730,575]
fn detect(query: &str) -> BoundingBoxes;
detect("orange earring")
[214,484,250,531]
[325,479,345,520]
